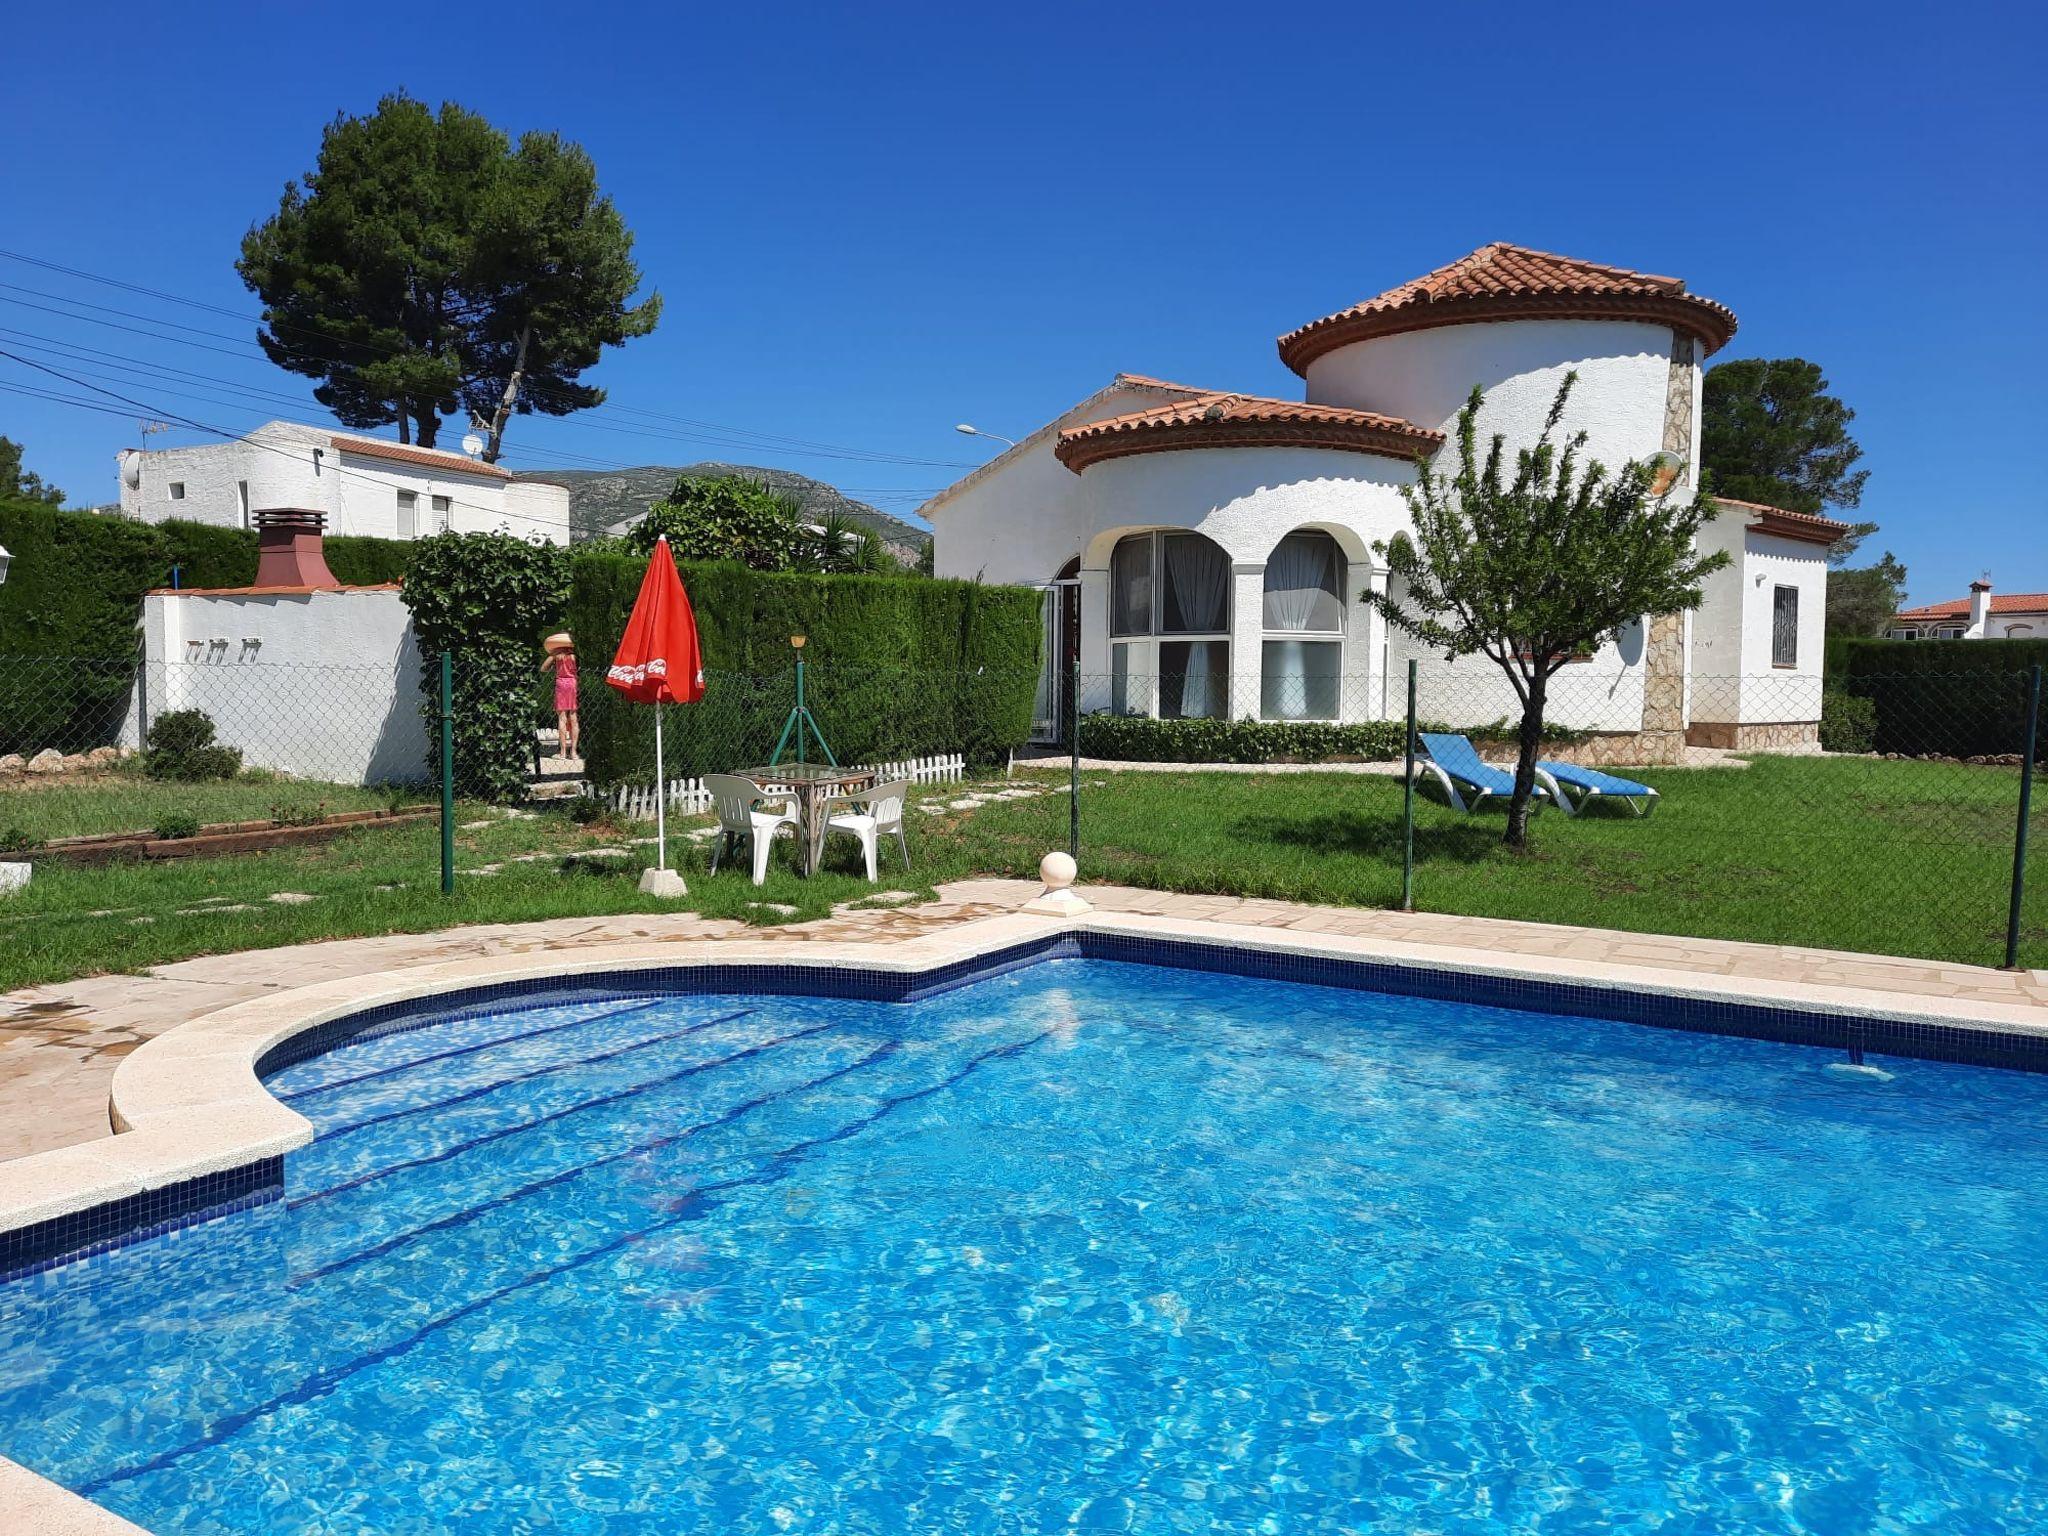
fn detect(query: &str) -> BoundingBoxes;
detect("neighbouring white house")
[1890,581,2048,641]
[921,243,1847,761]
[115,420,572,545]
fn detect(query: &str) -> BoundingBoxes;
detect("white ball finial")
[1039,851,1077,890]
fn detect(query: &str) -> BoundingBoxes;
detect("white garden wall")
[126,589,429,785]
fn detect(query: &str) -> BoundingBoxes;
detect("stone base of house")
[1497,730,1689,768]
[1684,720,1821,752]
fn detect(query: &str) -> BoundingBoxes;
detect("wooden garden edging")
[27,807,438,865]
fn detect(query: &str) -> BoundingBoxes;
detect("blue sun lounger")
[1533,759,1660,817]
[1413,733,1553,814]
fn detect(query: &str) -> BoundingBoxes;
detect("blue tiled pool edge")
[7,928,2044,1283]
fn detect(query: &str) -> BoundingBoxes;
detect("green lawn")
[0,766,412,842]
[0,755,2038,994]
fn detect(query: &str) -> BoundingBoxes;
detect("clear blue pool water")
[3,959,2047,1533]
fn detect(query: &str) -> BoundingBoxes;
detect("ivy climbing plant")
[401,530,569,801]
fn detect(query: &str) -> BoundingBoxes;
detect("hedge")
[0,501,412,752]
[0,503,414,655]
[564,553,1041,783]
[1835,638,2048,759]
[1078,715,1411,764]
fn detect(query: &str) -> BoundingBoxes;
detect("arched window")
[1108,530,1229,718]
[1261,530,1345,720]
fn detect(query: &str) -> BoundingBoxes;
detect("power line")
[0,347,570,538]
[0,246,977,471]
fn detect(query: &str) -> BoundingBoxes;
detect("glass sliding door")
[1261,530,1345,719]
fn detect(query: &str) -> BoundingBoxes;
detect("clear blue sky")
[4,2,2041,602]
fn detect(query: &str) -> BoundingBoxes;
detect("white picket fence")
[606,752,966,822]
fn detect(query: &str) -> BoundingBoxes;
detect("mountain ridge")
[520,463,930,561]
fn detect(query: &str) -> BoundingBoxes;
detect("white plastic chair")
[703,774,800,886]
[822,779,911,882]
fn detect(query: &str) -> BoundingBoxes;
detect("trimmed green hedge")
[1836,638,2048,758]
[564,553,1041,782]
[0,501,413,752]
[1079,715,1410,764]
[0,503,414,654]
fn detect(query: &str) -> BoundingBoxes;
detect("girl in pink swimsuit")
[541,641,580,762]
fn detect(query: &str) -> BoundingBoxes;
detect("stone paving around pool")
[2,881,2044,1166]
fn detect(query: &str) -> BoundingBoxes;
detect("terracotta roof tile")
[1278,242,1739,374]
[332,435,514,480]
[1895,593,2048,620]
[1713,496,1851,545]
[1056,392,1442,473]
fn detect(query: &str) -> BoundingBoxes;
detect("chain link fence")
[1,652,2039,969]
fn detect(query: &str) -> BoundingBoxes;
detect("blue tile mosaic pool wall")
[0,1158,283,1282]
[13,929,2045,1283]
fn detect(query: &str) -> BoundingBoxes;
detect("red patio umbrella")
[606,537,704,882]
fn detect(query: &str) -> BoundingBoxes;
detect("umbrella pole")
[654,702,667,871]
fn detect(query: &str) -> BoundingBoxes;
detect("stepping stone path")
[268,892,317,905]
[175,903,257,915]
[746,902,800,917]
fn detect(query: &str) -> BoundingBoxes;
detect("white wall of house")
[1386,601,1654,735]
[125,588,428,785]
[928,381,1192,587]
[1303,319,1686,483]
[1688,510,1829,727]
[116,423,571,544]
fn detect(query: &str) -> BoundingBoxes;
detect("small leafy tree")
[627,475,806,569]
[401,530,568,800]
[1367,376,1729,848]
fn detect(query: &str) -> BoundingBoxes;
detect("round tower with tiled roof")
[1281,243,1737,506]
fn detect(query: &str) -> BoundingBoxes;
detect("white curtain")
[1182,641,1211,718]
[1263,533,1341,631]
[1163,534,1227,633]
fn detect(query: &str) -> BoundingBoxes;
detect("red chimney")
[253,508,340,588]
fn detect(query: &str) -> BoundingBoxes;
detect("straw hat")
[543,632,574,653]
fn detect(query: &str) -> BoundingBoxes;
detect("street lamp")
[954,423,1016,450]
[0,543,11,586]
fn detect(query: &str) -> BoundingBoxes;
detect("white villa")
[922,243,1847,759]
[1891,581,2047,640]
[115,420,572,545]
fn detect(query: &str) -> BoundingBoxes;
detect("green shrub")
[564,551,1040,784]
[0,827,41,855]
[1818,688,1877,754]
[402,531,570,801]
[152,813,202,841]
[142,709,242,781]
[561,792,612,826]
[268,799,330,827]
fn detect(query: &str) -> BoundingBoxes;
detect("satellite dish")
[461,432,485,458]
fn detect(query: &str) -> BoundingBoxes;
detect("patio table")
[743,763,877,877]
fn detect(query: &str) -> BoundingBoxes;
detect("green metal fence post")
[440,650,455,897]
[1068,654,1080,863]
[1402,659,1417,911]
[2004,663,2041,970]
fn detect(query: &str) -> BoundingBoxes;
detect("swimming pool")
[3,956,2046,1533]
